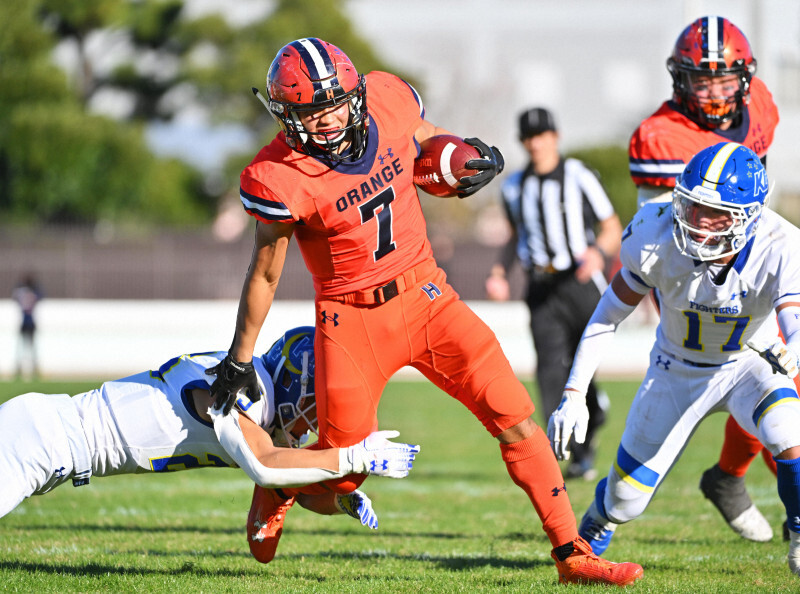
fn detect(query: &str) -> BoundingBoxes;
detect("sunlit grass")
[0,378,796,592]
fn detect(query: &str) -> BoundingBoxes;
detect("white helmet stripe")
[297,38,334,89]
[701,142,738,188]
[707,16,720,62]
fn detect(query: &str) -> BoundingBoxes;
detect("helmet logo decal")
[754,170,768,197]
[281,330,312,374]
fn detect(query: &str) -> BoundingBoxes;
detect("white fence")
[0,299,656,380]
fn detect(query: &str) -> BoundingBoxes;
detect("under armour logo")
[420,282,442,300]
[656,355,671,371]
[54,467,66,478]
[370,460,389,472]
[320,310,339,326]
[657,205,669,217]
[731,290,747,300]
[377,148,395,165]
[552,483,567,497]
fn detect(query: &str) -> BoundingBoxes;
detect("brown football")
[413,135,481,197]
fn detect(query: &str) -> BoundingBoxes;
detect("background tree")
[0,0,398,227]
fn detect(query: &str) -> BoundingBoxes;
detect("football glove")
[746,340,800,379]
[547,390,590,461]
[343,430,420,478]
[457,137,504,198]
[335,489,378,530]
[205,354,262,415]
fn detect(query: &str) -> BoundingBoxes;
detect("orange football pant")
[284,264,578,546]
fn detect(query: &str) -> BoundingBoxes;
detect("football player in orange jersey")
[205,37,643,585]
[628,16,795,544]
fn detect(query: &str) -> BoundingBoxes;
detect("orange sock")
[718,415,764,477]
[762,447,778,477]
[500,426,577,548]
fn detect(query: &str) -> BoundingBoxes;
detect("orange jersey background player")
[207,37,643,585]
[629,15,779,208]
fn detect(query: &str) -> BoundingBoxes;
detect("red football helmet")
[264,38,368,161]
[667,16,757,128]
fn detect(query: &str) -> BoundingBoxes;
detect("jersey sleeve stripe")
[629,158,685,179]
[400,78,424,119]
[240,188,292,221]
[621,268,653,293]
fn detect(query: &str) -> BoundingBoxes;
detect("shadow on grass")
[0,548,549,577]
[7,524,548,544]
[6,523,242,535]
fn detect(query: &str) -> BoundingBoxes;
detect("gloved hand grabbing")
[335,489,378,529]
[457,137,504,198]
[547,390,590,461]
[205,354,262,415]
[747,339,800,379]
[342,430,420,478]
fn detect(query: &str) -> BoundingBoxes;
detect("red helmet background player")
[667,16,757,129]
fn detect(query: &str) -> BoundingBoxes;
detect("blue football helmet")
[672,142,770,261]
[261,326,317,448]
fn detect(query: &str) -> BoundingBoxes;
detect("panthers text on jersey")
[618,202,800,366]
[629,77,779,189]
[73,351,274,476]
[239,71,433,297]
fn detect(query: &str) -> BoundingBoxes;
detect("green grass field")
[0,378,796,592]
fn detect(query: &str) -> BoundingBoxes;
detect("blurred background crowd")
[2,0,799,302]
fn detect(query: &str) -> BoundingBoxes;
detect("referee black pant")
[526,270,607,467]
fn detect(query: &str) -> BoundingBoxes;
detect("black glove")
[205,354,261,415]
[457,137,505,198]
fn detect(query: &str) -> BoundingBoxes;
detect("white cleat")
[789,530,800,576]
[729,505,774,542]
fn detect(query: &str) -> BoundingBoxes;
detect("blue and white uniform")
[0,352,273,518]
[583,202,800,522]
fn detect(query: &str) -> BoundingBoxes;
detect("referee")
[486,107,622,480]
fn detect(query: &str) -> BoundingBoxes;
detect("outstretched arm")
[206,221,293,414]
[548,272,643,460]
[207,398,420,488]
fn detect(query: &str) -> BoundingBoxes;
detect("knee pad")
[754,388,800,456]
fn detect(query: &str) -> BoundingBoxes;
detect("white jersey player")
[546,143,800,577]
[0,326,420,539]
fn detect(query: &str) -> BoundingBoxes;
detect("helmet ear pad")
[261,326,317,448]
[671,142,770,262]
[264,38,369,161]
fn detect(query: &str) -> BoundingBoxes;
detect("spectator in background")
[12,274,42,380]
[486,107,622,480]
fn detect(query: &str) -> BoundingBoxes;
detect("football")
[413,135,481,198]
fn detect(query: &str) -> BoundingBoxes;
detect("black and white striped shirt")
[500,158,615,272]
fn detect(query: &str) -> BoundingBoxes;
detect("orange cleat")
[552,537,643,586]
[247,485,296,564]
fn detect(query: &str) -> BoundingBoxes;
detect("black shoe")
[699,464,773,542]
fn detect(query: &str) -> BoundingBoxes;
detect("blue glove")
[335,489,378,530]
